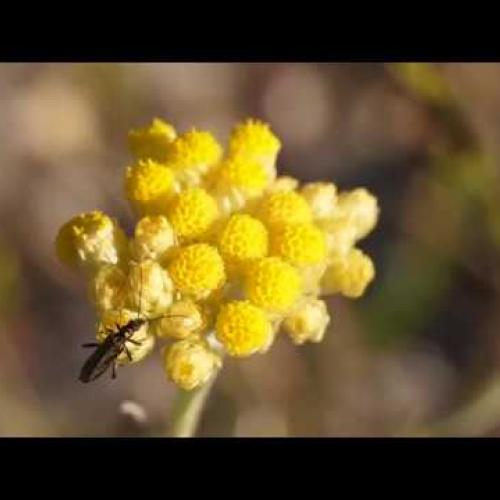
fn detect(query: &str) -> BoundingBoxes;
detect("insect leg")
[82,342,99,348]
[126,338,142,346]
[125,345,133,361]
[112,360,117,379]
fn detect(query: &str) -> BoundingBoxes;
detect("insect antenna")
[138,261,144,320]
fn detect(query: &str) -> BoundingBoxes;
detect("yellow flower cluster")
[55,117,379,391]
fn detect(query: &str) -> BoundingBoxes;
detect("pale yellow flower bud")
[154,300,204,340]
[333,188,379,241]
[126,260,174,317]
[97,309,155,365]
[88,264,127,314]
[318,217,358,257]
[266,176,299,193]
[163,336,222,391]
[130,215,176,263]
[56,211,128,271]
[301,182,338,220]
[321,248,375,298]
[282,298,330,345]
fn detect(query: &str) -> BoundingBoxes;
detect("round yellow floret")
[167,187,219,240]
[282,298,330,345]
[168,243,226,299]
[301,182,338,220]
[270,222,326,266]
[229,119,281,161]
[167,129,223,172]
[321,248,375,298]
[164,336,222,391]
[244,257,302,313]
[215,300,273,357]
[128,118,177,162]
[126,260,174,317]
[256,190,313,228]
[124,159,175,216]
[55,210,127,270]
[130,215,175,262]
[218,214,269,269]
[216,156,270,195]
[97,309,155,365]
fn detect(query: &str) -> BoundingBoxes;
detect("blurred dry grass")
[1,63,500,436]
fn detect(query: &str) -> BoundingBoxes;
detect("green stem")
[168,373,217,437]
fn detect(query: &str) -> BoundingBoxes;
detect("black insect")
[79,318,146,383]
[79,262,187,383]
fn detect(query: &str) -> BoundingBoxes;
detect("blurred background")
[2,62,500,436]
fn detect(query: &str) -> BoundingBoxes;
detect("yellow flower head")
[130,215,176,263]
[215,156,270,195]
[164,336,222,391]
[228,118,281,165]
[126,260,174,317]
[89,264,127,314]
[244,257,302,313]
[256,190,313,228]
[97,309,155,365]
[154,299,204,340]
[215,300,273,357]
[282,298,330,345]
[333,188,379,241]
[167,129,223,172]
[55,210,127,270]
[167,187,219,240]
[301,182,338,220]
[270,222,327,266]
[218,214,269,270]
[168,243,226,300]
[321,248,375,298]
[124,159,175,216]
[57,115,380,392]
[128,118,177,162]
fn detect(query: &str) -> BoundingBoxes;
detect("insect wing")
[79,337,120,383]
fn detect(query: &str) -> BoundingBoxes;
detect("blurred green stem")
[168,374,217,437]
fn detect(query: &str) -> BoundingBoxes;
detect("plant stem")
[168,373,217,437]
